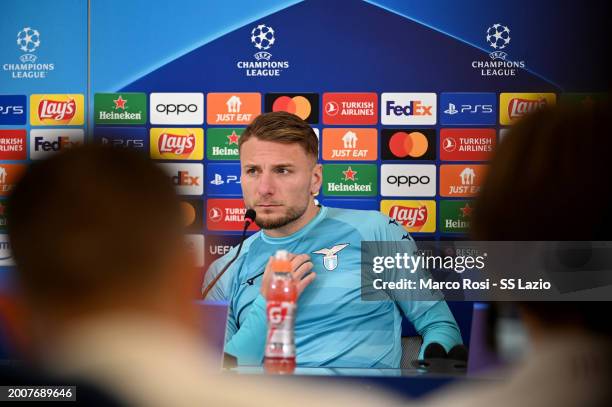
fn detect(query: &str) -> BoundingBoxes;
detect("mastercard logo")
[388,131,429,158]
[181,201,196,226]
[265,93,319,123]
[179,199,202,231]
[272,96,311,119]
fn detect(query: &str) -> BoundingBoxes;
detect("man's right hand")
[260,253,316,299]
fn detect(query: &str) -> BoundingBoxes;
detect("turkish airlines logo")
[0,130,27,160]
[325,101,339,116]
[322,93,378,125]
[439,129,496,161]
[206,199,260,231]
[442,137,456,152]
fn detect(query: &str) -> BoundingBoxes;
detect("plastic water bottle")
[264,250,297,374]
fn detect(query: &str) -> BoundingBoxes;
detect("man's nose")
[256,171,275,196]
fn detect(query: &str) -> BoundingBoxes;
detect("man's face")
[240,137,321,230]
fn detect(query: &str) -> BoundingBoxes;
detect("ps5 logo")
[444,103,494,115]
[210,174,240,185]
[101,137,145,148]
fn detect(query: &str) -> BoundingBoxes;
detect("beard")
[254,201,309,230]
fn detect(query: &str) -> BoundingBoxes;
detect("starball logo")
[236,24,290,77]
[3,27,55,79]
[471,24,526,77]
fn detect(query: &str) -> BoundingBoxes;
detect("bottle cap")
[272,250,291,272]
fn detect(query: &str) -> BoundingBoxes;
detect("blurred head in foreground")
[471,100,612,341]
[7,145,197,350]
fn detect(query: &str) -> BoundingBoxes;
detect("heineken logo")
[342,166,357,181]
[94,93,147,125]
[323,164,377,197]
[206,128,243,160]
[440,200,473,233]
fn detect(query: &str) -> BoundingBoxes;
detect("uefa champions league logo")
[236,23,289,77]
[16,27,40,63]
[3,25,55,79]
[471,23,524,76]
[485,24,511,61]
[251,24,275,61]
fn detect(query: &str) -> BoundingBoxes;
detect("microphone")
[201,209,256,299]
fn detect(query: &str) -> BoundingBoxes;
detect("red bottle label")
[265,301,296,358]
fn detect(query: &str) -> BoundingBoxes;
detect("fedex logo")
[159,163,203,196]
[173,171,200,186]
[386,100,432,116]
[381,93,436,125]
[30,129,84,160]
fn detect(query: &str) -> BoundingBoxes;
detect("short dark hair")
[7,145,184,307]
[239,111,318,160]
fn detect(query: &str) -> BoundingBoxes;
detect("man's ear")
[311,162,322,195]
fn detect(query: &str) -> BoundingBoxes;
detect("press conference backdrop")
[0,0,608,280]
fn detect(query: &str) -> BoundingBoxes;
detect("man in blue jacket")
[204,111,462,367]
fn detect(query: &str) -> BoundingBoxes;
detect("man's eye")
[245,168,257,175]
[276,168,290,174]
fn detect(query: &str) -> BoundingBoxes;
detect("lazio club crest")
[312,243,349,271]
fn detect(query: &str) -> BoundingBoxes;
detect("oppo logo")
[155,103,198,115]
[381,164,436,197]
[386,175,430,186]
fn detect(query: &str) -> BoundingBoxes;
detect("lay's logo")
[150,128,203,160]
[389,205,428,228]
[499,93,556,124]
[508,98,547,119]
[159,133,195,155]
[380,200,436,233]
[30,94,84,125]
